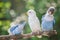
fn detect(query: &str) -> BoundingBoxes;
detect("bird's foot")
[37,35,42,38]
[53,30,57,35]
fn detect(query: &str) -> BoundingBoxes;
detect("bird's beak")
[25,13,28,16]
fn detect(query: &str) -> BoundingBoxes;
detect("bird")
[27,9,42,38]
[8,17,26,35]
[41,7,56,36]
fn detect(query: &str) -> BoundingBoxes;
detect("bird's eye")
[29,11,31,13]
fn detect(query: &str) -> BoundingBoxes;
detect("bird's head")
[27,9,36,17]
[14,17,21,24]
[47,7,55,15]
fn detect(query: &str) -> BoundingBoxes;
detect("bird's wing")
[28,17,41,32]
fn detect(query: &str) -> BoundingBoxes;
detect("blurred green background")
[0,0,60,40]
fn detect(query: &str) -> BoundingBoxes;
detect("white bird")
[41,7,55,31]
[8,17,26,35]
[41,7,56,36]
[27,9,42,38]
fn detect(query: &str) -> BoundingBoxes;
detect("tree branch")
[0,30,57,40]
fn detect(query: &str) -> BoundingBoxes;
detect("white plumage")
[8,17,26,35]
[41,7,55,31]
[27,9,41,33]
